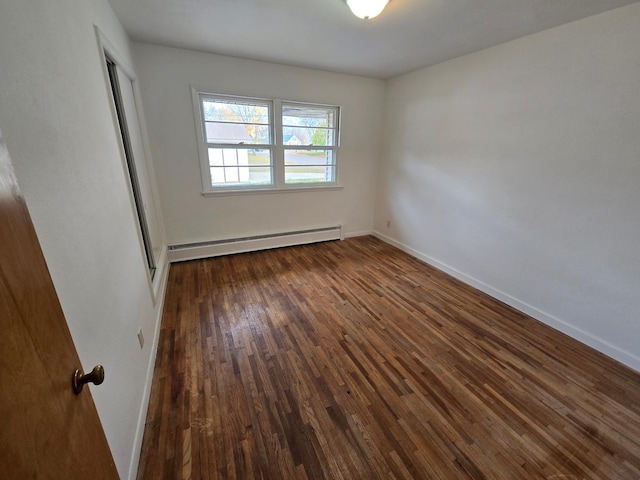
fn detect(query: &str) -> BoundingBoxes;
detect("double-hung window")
[193,89,340,194]
[282,103,339,185]
[198,94,274,189]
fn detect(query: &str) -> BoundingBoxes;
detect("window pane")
[282,104,337,148]
[205,122,270,144]
[284,149,335,166]
[201,97,271,144]
[282,105,335,128]
[284,148,335,184]
[210,166,273,186]
[208,147,272,186]
[285,166,335,184]
[247,149,271,165]
[282,126,335,146]
[202,99,270,124]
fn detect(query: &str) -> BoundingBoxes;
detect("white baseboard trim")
[127,255,171,480]
[344,229,373,239]
[168,226,343,262]
[373,230,640,374]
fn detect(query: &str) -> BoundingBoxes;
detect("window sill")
[201,184,344,197]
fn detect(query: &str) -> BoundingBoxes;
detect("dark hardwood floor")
[137,236,640,479]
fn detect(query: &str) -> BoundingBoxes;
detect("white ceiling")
[108,0,639,79]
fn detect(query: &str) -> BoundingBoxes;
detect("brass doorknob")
[72,365,105,394]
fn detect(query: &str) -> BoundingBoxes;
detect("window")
[193,90,340,194]
[282,103,338,185]
[199,95,274,188]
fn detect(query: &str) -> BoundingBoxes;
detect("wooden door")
[0,132,119,478]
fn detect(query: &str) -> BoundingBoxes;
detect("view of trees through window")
[199,95,339,188]
[203,99,272,186]
[282,104,337,184]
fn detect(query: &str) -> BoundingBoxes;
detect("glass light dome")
[346,0,390,19]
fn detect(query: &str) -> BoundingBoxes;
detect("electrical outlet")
[137,328,144,349]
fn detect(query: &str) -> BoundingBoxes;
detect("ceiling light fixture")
[345,0,390,20]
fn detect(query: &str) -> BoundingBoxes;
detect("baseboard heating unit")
[167,225,343,262]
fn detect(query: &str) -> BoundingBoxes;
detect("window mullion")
[273,99,284,188]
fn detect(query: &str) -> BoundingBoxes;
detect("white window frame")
[192,87,341,196]
[281,101,340,188]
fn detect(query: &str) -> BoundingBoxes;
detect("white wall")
[0,1,167,477]
[376,3,640,371]
[132,43,385,245]
[2,1,636,475]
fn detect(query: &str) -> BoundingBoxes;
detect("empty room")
[1,0,639,479]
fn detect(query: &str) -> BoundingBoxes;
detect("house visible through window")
[282,103,338,185]
[201,96,273,187]
[193,90,340,194]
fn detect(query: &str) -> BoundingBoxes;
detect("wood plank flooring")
[137,236,640,479]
